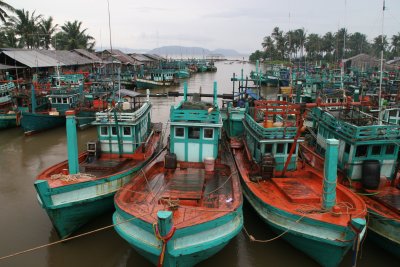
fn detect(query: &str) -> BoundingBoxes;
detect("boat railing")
[245,113,297,139]
[170,107,221,124]
[312,108,400,140]
[95,102,151,122]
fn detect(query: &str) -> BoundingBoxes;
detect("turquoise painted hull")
[113,206,243,267]
[367,210,400,258]
[35,166,140,239]
[0,113,18,129]
[135,79,173,89]
[241,183,359,267]
[21,112,66,134]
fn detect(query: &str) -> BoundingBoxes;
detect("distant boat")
[0,81,18,129]
[113,82,243,266]
[35,90,163,239]
[227,100,367,267]
[135,69,179,89]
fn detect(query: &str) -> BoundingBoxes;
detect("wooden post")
[66,110,79,174]
[322,139,339,210]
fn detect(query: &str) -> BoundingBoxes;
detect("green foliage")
[251,26,399,63]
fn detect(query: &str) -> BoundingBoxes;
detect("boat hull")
[113,206,243,267]
[21,112,65,135]
[0,113,18,129]
[366,207,400,257]
[35,168,137,239]
[241,184,361,267]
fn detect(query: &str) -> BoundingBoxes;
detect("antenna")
[378,0,385,125]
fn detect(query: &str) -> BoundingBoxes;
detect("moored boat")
[229,100,367,267]
[302,106,400,257]
[113,82,243,266]
[34,90,162,239]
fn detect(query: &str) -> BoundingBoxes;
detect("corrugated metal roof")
[2,50,61,67]
[38,50,93,65]
[1,49,94,68]
[102,49,136,64]
[73,49,102,62]
[144,54,165,61]
[129,53,153,62]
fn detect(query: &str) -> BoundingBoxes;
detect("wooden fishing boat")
[135,69,179,89]
[113,82,243,266]
[302,106,400,257]
[34,90,162,239]
[0,81,18,129]
[229,99,367,267]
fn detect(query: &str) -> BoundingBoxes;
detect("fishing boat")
[135,68,179,89]
[34,90,163,239]
[113,82,243,266]
[229,99,367,267]
[0,81,18,129]
[301,105,400,257]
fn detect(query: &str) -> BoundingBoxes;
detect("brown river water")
[0,61,397,266]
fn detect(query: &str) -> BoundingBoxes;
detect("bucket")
[204,157,215,172]
[263,120,273,128]
[62,168,69,175]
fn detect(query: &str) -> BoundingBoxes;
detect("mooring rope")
[0,210,153,261]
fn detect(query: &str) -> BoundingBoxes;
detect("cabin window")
[123,126,131,136]
[386,145,395,155]
[371,145,381,156]
[175,127,184,138]
[62,98,68,104]
[265,144,273,153]
[203,128,214,139]
[355,145,368,157]
[287,143,293,153]
[188,127,200,139]
[389,109,397,116]
[344,143,351,154]
[111,126,117,136]
[277,143,285,154]
[56,97,62,103]
[100,126,108,136]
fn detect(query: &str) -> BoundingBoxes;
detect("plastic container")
[164,153,177,169]
[204,157,215,172]
[361,160,380,190]
[263,120,273,128]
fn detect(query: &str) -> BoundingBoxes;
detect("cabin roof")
[73,49,102,62]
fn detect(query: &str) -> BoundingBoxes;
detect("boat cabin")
[312,107,400,181]
[169,82,222,162]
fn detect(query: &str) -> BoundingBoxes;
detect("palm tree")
[294,28,306,59]
[54,20,95,51]
[0,0,15,24]
[271,27,286,60]
[372,34,389,57]
[347,32,369,57]
[304,33,322,60]
[39,16,58,49]
[321,32,335,62]
[334,28,348,60]
[9,9,42,48]
[391,33,400,58]
[261,36,276,60]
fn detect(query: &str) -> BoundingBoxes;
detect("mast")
[378,0,385,124]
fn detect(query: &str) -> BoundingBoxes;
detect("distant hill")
[148,46,243,57]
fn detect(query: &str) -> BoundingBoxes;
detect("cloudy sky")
[11,0,400,54]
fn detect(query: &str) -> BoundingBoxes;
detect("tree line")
[249,26,400,63]
[0,1,95,51]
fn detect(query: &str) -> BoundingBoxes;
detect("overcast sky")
[11,0,400,54]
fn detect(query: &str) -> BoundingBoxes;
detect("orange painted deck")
[36,132,162,188]
[115,145,242,229]
[233,146,367,226]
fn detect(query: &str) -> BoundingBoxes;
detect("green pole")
[31,84,37,113]
[157,210,173,265]
[183,81,188,101]
[213,81,217,106]
[322,139,339,210]
[66,110,79,174]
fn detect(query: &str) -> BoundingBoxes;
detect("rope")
[204,171,237,196]
[153,222,176,267]
[0,210,153,261]
[242,215,305,243]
